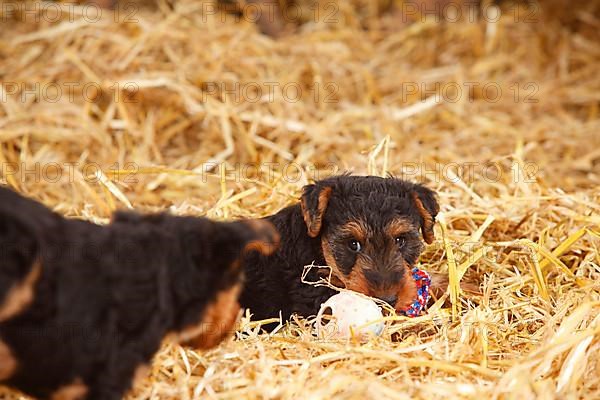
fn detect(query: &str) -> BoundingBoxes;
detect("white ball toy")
[316,291,385,339]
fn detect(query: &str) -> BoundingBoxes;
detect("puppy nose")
[377,295,398,306]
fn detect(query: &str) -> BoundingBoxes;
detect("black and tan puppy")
[240,175,439,323]
[0,186,278,400]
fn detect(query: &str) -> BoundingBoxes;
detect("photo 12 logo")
[200,0,339,25]
[1,1,138,23]
[201,81,339,104]
[1,82,139,104]
[0,162,140,185]
[399,162,539,184]
[399,0,538,24]
[401,81,539,104]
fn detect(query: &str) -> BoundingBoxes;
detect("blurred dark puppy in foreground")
[0,186,278,400]
[241,175,441,323]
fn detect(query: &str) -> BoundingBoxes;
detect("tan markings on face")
[50,378,88,400]
[385,218,414,238]
[321,238,371,295]
[321,238,346,285]
[338,220,369,244]
[0,339,17,381]
[345,262,371,295]
[0,261,42,322]
[180,283,241,350]
[394,265,418,312]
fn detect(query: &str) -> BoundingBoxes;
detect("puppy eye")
[395,237,406,248]
[348,239,362,252]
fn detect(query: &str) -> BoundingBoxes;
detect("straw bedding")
[1,0,599,398]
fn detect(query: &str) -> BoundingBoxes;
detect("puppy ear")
[300,184,333,238]
[237,220,280,256]
[411,185,439,244]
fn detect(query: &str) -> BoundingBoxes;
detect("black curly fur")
[0,186,278,400]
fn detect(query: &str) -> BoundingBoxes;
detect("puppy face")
[301,176,439,312]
